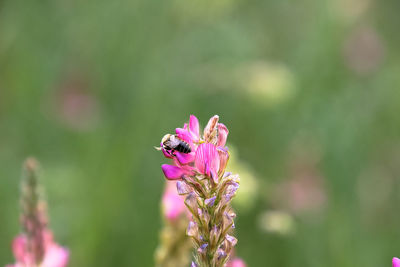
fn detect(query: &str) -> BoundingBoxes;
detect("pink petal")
[189,115,200,139]
[176,151,195,164]
[393,258,400,267]
[162,164,184,180]
[217,123,229,147]
[195,143,220,177]
[42,244,69,267]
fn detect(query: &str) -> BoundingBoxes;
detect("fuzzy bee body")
[161,134,191,154]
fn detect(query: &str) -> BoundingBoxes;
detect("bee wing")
[169,135,181,147]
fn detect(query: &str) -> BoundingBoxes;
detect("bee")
[159,134,191,155]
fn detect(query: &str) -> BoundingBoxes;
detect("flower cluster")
[159,115,239,267]
[7,158,69,267]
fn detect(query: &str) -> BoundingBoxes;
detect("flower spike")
[7,158,69,267]
[158,115,240,266]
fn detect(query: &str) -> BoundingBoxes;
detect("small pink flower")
[393,257,400,267]
[162,182,187,221]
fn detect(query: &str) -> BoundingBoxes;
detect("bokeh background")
[1,0,400,266]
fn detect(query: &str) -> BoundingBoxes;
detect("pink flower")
[160,115,229,182]
[393,257,400,267]
[158,115,240,266]
[227,258,247,267]
[162,181,187,221]
[7,231,69,267]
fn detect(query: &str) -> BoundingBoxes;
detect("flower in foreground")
[7,158,68,267]
[158,115,239,267]
[393,257,400,267]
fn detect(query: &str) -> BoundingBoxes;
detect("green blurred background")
[1,0,400,266]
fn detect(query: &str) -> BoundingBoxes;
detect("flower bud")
[184,192,198,214]
[197,243,208,254]
[217,123,229,147]
[210,225,220,247]
[217,147,229,176]
[225,234,237,247]
[187,221,198,237]
[215,248,228,266]
[205,196,217,207]
[198,208,210,226]
[203,115,219,144]
[226,182,239,199]
[176,181,191,195]
[222,211,234,230]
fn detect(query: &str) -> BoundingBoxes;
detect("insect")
[160,134,191,155]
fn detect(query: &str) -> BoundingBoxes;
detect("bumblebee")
[160,134,191,155]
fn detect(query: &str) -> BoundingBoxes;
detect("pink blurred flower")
[343,26,384,75]
[54,72,100,132]
[273,140,327,215]
[227,257,247,267]
[393,257,400,267]
[7,231,68,267]
[162,181,188,221]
